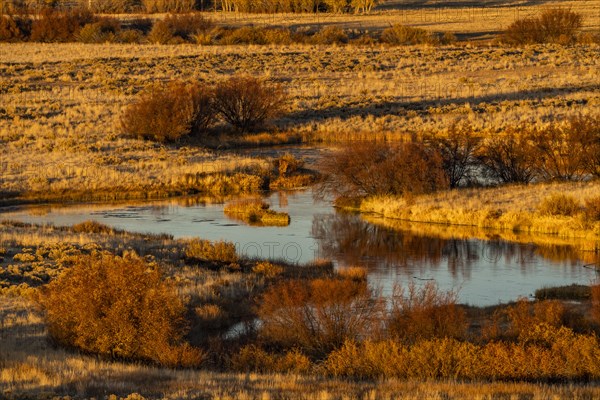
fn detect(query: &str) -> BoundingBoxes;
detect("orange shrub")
[506,298,566,338]
[258,277,382,357]
[121,80,214,142]
[38,252,203,367]
[319,141,449,199]
[30,8,95,42]
[0,14,31,42]
[388,281,467,343]
[504,8,583,44]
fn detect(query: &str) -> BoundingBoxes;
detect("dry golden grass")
[360,181,600,245]
[2,39,599,201]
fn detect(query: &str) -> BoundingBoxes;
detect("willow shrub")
[258,276,383,357]
[38,252,203,367]
[121,80,214,142]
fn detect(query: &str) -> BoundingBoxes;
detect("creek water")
[1,189,597,306]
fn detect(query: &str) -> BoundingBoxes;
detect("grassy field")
[2,41,599,201]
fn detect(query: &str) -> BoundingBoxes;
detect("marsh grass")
[359,181,600,241]
[223,198,290,226]
[535,284,592,301]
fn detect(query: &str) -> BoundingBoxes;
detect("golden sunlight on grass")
[360,181,600,243]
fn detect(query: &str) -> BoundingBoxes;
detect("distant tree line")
[2,0,379,13]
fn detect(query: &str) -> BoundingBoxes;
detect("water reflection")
[313,212,584,284]
[1,190,596,305]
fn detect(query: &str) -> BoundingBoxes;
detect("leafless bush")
[258,277,383,357]
[0,14,31,42]
[533,116,598,181]
[478,127,538,184]
[213,75,287,133]
[423,121,483,188]
[504,8,583,44]
[121,80,214,142]
[319,141,449,199]
[148,13,213,43]
[388,281,467,343]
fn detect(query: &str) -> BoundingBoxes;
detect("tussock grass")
[224,198,290,226]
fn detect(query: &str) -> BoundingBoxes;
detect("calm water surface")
[2,190,596,306]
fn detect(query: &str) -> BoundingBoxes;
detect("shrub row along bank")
[332,116,600,196]
[320,115,600,195]
[236,279,600,380]
[3,0,380,14]
[0,10,455,44]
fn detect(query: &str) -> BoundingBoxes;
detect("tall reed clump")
[38,252,203,367]
[537,194,581,217]
[270,153,315,189]
[121,80,214,142]
[184,238,238,263]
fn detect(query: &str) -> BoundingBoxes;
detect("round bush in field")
[121,80,214,142]
[39,252,202,367]
[213,75,287,132]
